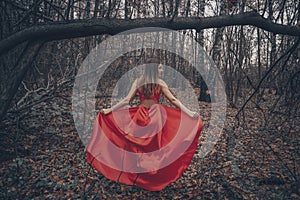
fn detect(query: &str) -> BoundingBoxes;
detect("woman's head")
[139,62,163,98]
[143,62,164,79]
[143,63,159,82]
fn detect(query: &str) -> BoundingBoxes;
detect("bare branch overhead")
[1,11,299,55]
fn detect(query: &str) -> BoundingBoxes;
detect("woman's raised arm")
[159,79,199,118]
[101,79,138,115]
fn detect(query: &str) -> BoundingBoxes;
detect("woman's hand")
[100,108,112,115]
[189,111,200,118]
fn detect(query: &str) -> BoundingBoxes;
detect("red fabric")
[137,87,161,102]
[86,91,203,191]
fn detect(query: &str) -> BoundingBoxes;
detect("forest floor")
[0,84,299,199]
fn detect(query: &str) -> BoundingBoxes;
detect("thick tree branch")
[1,11,299,55]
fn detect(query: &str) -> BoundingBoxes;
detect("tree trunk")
[0,40,44,121]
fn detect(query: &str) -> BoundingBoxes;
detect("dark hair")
[138,63,160,98]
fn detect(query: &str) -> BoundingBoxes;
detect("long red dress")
[86,88,203,191]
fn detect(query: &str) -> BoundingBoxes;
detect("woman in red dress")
[86,63,203,191]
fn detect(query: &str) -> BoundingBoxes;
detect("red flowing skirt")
[86,104,203,191]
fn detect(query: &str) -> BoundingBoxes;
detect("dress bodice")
[137,88,161,102]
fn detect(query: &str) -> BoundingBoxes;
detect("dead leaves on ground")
[0,87,299,199]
